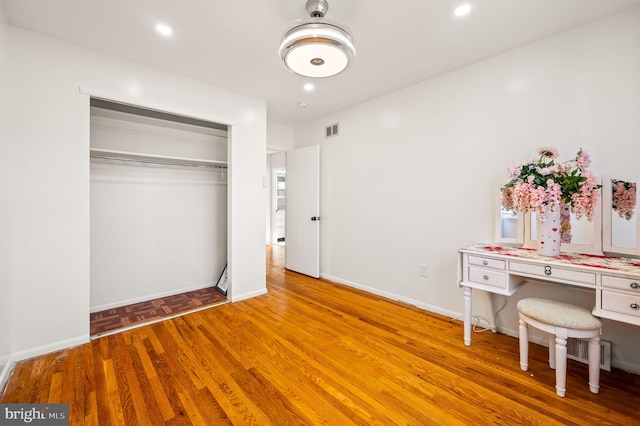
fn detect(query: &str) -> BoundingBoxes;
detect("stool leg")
[588,335,601,394]
[555,331,568,397]
[548,334,556,370]
[518,317,529,371]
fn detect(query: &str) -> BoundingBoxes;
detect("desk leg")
[463,286,472,346]
[486,292,497,333]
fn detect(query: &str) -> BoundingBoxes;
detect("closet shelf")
[89,148,227,169]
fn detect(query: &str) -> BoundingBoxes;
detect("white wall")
[90,110,229,162]
[293,8,640,372]
[90,162,227,310]
[267,122,294,152]
[0,3,13,382]
[270,152,286,170]
[7,26,266,360]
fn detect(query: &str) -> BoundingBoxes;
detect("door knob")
[311,216,320,221]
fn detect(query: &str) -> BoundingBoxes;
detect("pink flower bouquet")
[502,147,601,221]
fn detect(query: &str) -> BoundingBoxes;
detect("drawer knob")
[631,303,640,310]
[482,260,489,266]
[483,275,489,280]
[544,266,552,276]
[631,282,640,290]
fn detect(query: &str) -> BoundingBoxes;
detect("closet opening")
[89,98,229,337]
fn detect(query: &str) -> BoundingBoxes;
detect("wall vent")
[325,123,339,138]
[567,338,611,371]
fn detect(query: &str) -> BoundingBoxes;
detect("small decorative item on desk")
[537,202,562,256]
[502,146,601,257]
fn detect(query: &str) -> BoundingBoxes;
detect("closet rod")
[89,149,227,169]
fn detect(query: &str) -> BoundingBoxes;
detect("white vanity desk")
[458,244,640,346]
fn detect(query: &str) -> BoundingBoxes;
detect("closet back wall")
[90,111,227,312]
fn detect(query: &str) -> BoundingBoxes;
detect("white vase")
[537,203,562,256]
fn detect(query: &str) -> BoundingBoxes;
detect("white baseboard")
[0,355,15,395]
[90,281,216,312]
[609,359,640,375]
[320,273,460,319]
[0,353,10,369]
[0,336,88,394]
[230,288,268,303]
[12,335,89,364]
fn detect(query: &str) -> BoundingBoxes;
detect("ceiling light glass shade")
[279,19,355,78]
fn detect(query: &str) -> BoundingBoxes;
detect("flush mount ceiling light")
[279,0,356,78]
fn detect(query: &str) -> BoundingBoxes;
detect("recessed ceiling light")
[454,4,472,17]
[303,83,315,92]
[155,23,173,36]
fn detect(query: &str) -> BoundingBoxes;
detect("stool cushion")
[517,298,602,330]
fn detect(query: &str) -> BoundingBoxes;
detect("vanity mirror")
[495,189,523,244]
[498,175,640,257]
[496,187,602,254]
[602,175,640,256]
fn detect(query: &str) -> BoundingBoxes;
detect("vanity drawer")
[468,256,505,270]
[602,290,640,319]
[468,267,507,289]
[602,275,640,293]
[509,262,596,285]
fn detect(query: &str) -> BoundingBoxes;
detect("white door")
[286,145,320,278]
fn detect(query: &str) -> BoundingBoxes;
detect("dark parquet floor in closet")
[90,286,227,337]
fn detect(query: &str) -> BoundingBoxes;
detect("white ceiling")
[3,0,640,126]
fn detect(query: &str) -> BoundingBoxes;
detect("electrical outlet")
[419,264,428,277]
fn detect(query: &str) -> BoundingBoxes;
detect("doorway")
[273,169,286,245]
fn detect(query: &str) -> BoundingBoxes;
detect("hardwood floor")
[2,245,639,425]
[90,287,227,337]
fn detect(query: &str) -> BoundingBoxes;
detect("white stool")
[516,297,602,397]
